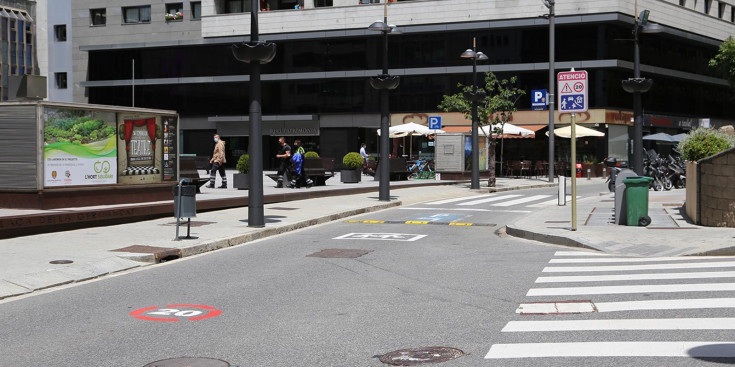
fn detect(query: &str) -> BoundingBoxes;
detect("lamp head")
[641,23,664,34]
[638,9,650,26]
[368,20,390,32]
[476,51,489,61]
[388,24,402,34]
[461,49,476,59]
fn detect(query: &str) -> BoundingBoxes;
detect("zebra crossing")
[423,193,578,209]
[485,250,735,361]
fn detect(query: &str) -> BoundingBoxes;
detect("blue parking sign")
[428,116,442,129]
[531,89,547,110]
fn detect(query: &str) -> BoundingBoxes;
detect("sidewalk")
[0,173,554,300]
[506,188,735,257]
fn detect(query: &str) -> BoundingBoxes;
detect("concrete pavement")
[1,172,733,301]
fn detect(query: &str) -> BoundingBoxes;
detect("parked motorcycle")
[667,153,686,189]
[604,157,626,192]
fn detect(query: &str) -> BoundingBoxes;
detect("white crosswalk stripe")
[456,194,521,206]
[423,193,560,208]
[491,195,551,207]
[486,251,735,361]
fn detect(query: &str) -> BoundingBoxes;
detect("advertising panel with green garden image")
[43,108,118,187]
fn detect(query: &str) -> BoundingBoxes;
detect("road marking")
[553,251,610,257]
[526,196,580,207]
[503,318,735,332]
[527,282,735,296]
[543,261,735,272]
[536,270,735,283]
[425,196,490,205]
[346,220,385,224]
[516,301,596,314]
[333,233,427,242]
[449,222,473,226]
[405,221,429,224]
[456,194,520,206]
[343,220,494,227]
[549,256,735,264]
[399,207,531,213]
[485,342,735,358]
[594,298,735,313]
[492,195,551,207]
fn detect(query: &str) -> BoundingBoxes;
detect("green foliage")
[236,154,250,174]
[45,115,115,144]
[677,127,735,161]
[437,71,526,146]
[709,37,735,91]
[342,152,364,170]
[304,151,319,158]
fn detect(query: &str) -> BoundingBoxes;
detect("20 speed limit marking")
[130,304,222,322]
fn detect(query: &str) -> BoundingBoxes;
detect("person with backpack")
[290,139,313,188]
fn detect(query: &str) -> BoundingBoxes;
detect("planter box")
[340,169,361,183]
[233,173,249,190]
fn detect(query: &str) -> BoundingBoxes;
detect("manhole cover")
[142,357,231,367]
[49,260,73,264]
[307,249,373,258]
[379,347,464,365]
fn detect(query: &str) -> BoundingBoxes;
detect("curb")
[488,183,557,193]
[117,200,403,263]
[504,225,601,252]
[687,246,735,257]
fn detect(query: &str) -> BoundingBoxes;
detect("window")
[55,72,67,89]
[679,0,686,6]
[191,1,201,19]
[315,0,332,6]
[166,2,183,19]
[704,0,711,14]
[90,8,106,26]
[54,25,66,41]
[225,0,248,13]
[718,3,726,18]
[123,6,151,24]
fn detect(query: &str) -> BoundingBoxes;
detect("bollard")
[558,175,566,206]
[587,168,591,180]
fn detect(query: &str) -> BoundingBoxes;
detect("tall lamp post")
[622,9,662,175]
[461,38,488,190]
[543,0,555,182]
[368,2,400,202]
[232,0,277,227]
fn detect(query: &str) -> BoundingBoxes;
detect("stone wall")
[698,147,735,227]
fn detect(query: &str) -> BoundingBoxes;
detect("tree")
[437,72,525,186]
[709,37,735,92]
[677,127,735,161]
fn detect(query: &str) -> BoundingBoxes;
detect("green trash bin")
[623,176,653,227]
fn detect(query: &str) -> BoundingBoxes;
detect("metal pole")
[547,0,555,182]
[470,38,480,190]
[632,24,644,176]
[378,7,390,201]
[571,112,577,231]
[132,59,135,107]
[248,0,265,227]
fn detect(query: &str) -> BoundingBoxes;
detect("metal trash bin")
[623,176,653,227]
[173,179,197,240]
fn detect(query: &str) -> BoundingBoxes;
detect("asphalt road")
[2,183,734,366]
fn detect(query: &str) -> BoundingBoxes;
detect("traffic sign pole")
[571,112,577,231]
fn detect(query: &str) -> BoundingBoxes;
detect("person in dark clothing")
[290,139,313,188]
[276,137,291,188]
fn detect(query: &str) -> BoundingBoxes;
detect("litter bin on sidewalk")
[173,178,197,240]
[623,176,653,227]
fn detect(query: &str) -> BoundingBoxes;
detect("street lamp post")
[232,0,277,227]
[544,0,555,182]
[621,9,662,175]
[461,39,488,190]
[368,2,400,202]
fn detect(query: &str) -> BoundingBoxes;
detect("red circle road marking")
[130,305,222,322]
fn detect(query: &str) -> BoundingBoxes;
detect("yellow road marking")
[362,220,385,224]
[405,221,430,224]
[449,222,474,226]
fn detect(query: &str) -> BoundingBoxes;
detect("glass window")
[55,72,68,89]
[191,2,201,19]
[123,6,151,24]
[17,21,23,42]
[226,0,244,13]
[90,8,106,26]
[54,25,67,42]
[166,2,184,19]
[314,0,332,7]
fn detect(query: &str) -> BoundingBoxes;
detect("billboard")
[43,108,118,187]
[117,114,168,184]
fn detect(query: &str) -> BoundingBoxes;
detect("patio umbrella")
[672,133,687,142]
[546,125,604,138]
[642,132,677,143]
[377,122,445,157]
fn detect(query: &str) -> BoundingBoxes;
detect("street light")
[461,38,488,190]
[232,0,277,227]
[368,2,400,202]
[622,9,663,175]
[543,0,555,182]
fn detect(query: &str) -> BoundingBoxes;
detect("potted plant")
[304,151,319,159]
[234,154,249,190]
[341,152,363,183]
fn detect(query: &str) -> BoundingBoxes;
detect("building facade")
[69,0,735,167]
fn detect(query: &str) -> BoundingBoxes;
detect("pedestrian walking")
[207,134,227,188]
[276,137,291,188]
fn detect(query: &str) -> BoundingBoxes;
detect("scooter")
[604,157,624,192]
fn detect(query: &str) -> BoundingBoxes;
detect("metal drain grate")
[379,347,464,365]
[162,221,216,227]
[307,249,373,258]
[111,245,181,262]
